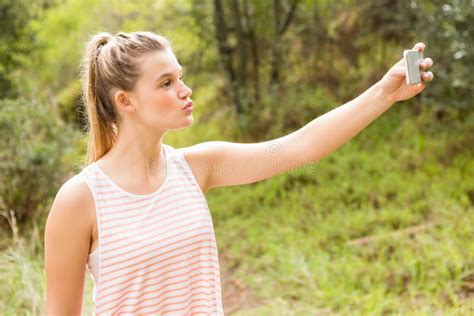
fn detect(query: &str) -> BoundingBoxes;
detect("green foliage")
[0,0,47,98]
[0,225,45,314]
[414,0,474,110]
[209,105,474,314]
[0,98,82,226]
[238,84,339,141]
[12,0,474,134]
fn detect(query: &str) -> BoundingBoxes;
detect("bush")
[415,0,474,110]
[0,98,82,228]
[236,85,339,141]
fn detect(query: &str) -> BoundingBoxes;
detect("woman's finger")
[420,57,434,70]
[421,71,434,81]
[413,42,425,52]
[390,65,406,78]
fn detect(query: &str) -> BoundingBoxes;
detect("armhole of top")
[79,171,99,207]
[78,169,102,289]
[174,147,208,199]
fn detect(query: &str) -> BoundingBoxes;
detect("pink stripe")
[138,299,216,315]
[102,214,211,255]
[102,218,213,260]
[100,203,208,242]
[101,203,208,241]
[97,258,219,303]
[99,249,219,290]
[100,190,200,218]
[136,297,215,315]
[95,183,113,188]
[98,195,148,202]
[100,201,207,235]
[92,172,186,184]
[102,231,212,268]
[99,198,156,214]
[98,189,171,208]
[100,195,203,224]
[101,212,210,251]
[98,188,196,212]
[190,311,214,316]
[98,193,164,207]
[100,241,216,280]
[95,179,190,202]
[162,303,218,316]
[98,271,218,312]
[98,254,219,294]
[109,287,212,314]
[100,190,124,195]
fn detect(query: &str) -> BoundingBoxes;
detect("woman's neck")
[97,128,166,178]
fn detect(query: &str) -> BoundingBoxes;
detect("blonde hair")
[81,31,171,164]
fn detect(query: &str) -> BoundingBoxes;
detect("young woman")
[44,31,434,315]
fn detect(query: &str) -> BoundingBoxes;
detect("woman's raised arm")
[177,43,434,191]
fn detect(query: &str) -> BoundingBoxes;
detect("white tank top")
[79,144,223,315]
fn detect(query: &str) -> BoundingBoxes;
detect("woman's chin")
[175,116,194,130]
[184,115,194,125]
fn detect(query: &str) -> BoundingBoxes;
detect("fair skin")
[45,43,433,314]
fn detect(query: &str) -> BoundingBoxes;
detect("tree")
[0,0,48,97]
[210,0,300,116]
[414,0,474,110]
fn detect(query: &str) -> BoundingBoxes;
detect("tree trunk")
[213,0,243,114]
[243,0,260,103]
[269,0,299,91]
[231,0,249,113]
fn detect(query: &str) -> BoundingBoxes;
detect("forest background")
[0,0,473,314]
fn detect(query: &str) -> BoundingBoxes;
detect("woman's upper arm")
[44,176,95,315]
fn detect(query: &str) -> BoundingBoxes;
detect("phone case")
[404,49,424,85]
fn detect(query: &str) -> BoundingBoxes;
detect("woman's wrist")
[371,80,398,108]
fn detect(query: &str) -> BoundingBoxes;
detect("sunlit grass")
[210,105,474,314]
[0,221,45,315]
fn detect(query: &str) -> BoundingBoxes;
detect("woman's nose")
[178,83,192,99]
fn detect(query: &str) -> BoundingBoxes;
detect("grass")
[0,222,45,314]
[208,104,474,314]
[1,102,473,315]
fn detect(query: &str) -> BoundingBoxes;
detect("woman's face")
[128,49,193,131]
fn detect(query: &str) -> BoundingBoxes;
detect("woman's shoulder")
[47,173,96,230]
[58,173,94,204]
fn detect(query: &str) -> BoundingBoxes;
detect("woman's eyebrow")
[155,67,183,82]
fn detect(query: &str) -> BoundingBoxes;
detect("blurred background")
[0,0,473,314]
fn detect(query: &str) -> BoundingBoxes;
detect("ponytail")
[82,32,116,164]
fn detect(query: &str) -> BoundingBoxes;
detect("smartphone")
[403,49,424,85]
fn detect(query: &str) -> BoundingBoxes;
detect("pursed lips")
[183,101,193,109]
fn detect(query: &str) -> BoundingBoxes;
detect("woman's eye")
[161,75,183,88]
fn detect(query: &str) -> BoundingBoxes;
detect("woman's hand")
[378,42,434,103]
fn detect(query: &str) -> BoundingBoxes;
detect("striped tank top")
[78,143,224,315]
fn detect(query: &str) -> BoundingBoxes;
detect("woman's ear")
[114,90,135,113]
